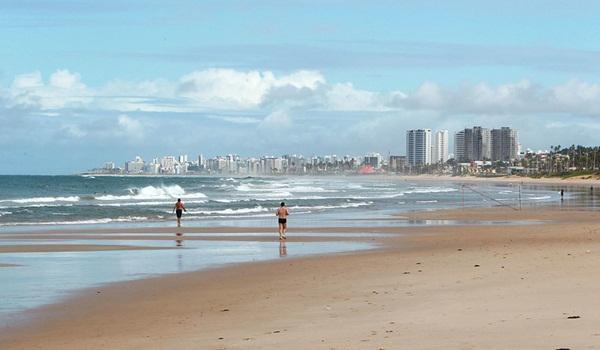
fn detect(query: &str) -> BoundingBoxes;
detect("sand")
[2,207,600,349]
[390,173,600,187]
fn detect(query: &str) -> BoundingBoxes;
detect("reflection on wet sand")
[176,232,183,247]
[279,241,287,257]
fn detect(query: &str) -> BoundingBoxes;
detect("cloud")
[176,68,325,109]
[7,68,600,118]
[259,110,293,130]
[8,69,92,109]
[117,114,144,139]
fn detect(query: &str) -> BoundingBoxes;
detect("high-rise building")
[198,154,205,169]
[433,130,449,164]
[406,129,432,166]
[363,153,382,168]
[491,127,519,161]
[389,155,407,172]
[160,156,176,174]
[454,131,465,162]
[473,126,491,160]
[125,156,144,174]
[455,126,491,162]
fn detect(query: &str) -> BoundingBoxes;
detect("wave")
[95,185,206,201]
[187,205,270,215]
[0,211,12,216]
[416,200,438,203]
[0,216,148,226]
[403,187,458,194]
[184,201,372,216]
[96,199,208,207]
[291,201,373,210]
[0,196,80,205]
[235,184,335,193]
[527,196,552,201]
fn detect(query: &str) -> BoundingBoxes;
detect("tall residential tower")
[433,130,449,164]
[406,129,432,167]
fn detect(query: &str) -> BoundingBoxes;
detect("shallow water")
[0,239,375,324]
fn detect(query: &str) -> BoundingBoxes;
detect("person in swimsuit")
[276,201,289,240]
[173,198,187,227]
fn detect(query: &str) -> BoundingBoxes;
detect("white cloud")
[176,68,325,109]
[551,80,600,115]
[50,70,82,89]
[259,110,292,130]
[9,69,92,109]
[117,114,144,138]
[325,83,383,111]
[61,124,87,138]
[4,68,600,121]
[12,71,43,89]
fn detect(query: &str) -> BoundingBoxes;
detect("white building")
[433,130,449,164]
[406,129,432,167]
[125,156,144,174]
[160,156,176,174]
[197,154,205,169]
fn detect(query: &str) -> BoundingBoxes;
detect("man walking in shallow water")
[276,202,289,240]
[173,198,187,227]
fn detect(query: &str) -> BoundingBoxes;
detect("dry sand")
[391,173,600,187]
[2,207,600,349]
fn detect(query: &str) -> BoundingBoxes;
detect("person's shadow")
[279,240,287,257]
[175,232,184,247]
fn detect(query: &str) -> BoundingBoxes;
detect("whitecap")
[0,196,80,204]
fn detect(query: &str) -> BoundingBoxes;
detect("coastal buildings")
[491,127,519,161]
[389,155,407,172]
[95,126,521,176]
[454,131,465,162]
[455,126,519,162]
[433,130,449,164]
[406,129,450,167]
[406,129,432,167]
[363,153,383,168]
[160,156,176,174]
[125,156,144,174]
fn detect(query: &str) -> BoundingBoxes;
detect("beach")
[2,204,600,349]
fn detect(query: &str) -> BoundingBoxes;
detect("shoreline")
[3,206,600,348]
[74,171,600,186]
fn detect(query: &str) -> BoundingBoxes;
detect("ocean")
[0,175,560,229]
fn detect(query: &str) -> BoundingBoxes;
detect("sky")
[2,0,600,174]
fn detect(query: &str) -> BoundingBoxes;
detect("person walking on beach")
[173,198,187,227]
[276,202,289,240]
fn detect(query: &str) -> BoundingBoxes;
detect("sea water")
[0,175,563,229]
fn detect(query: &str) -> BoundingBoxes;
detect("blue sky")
[2,0,600,174]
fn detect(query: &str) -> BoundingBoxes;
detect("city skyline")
[96,125,520,175]
[3,1,600,174]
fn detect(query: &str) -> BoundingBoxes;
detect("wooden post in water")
[519,183,522,210]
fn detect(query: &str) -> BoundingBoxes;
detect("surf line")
[461,184,521,211]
